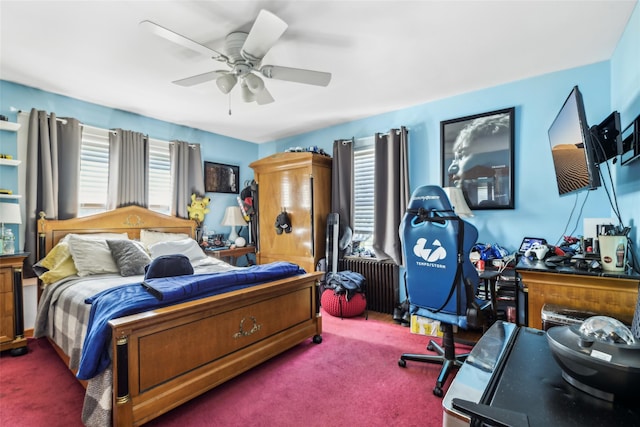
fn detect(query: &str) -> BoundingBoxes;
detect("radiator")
[339,258,399,314]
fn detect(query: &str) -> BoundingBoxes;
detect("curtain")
[107,129,148,209]
[373,126,409,265]
[331,138,354,230]
[170,141,204,219]
[24,109,81,276]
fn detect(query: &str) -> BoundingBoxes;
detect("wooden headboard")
[37,205,197,259]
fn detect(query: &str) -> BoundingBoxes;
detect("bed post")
[112,332,132,427]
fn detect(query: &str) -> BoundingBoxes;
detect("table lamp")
[221,206,248,244]
[443,187,474,218]
[0,202,22,254]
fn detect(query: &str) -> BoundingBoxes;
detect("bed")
[34,205,323,427]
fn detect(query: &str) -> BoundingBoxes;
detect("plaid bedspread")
[34,257,239,427]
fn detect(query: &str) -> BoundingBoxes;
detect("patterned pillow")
[107,240,151,276]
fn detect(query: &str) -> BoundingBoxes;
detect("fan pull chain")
[228,92,232,116]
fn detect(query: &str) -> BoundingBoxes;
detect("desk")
[443,322,640,426]
[205,246,255,266]
[516,258,639,329]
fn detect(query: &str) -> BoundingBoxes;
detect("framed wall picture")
[204,161,240,194]
[441,107,515,210]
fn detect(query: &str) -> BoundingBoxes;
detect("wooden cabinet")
[250,152,332,273]
[518,267,639,329]
[0,252,28,355]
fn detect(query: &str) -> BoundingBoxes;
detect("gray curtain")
[107,129,148,209]
[373,126,409,265]
[170,140,204,219]
[24,109,81,276]
[331,138,354,230]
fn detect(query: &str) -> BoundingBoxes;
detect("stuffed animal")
[275,210,292,234]
[187,193,211,225]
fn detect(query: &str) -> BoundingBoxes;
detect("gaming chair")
[397,185,492,397]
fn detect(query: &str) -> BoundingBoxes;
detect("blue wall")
[1,3,638,256]
[265,61,633,253]
[0,80,258,237]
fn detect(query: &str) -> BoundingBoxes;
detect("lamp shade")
[221,206,248,243]
[0,202,22,224]
[216,73,238,94]
[443,187,474,218]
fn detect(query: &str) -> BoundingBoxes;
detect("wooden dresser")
[0,252,28,356]
[250,152,332,273]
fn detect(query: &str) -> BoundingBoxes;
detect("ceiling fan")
[141,9,332,105]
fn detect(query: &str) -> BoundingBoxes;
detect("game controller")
[524,243,549,260]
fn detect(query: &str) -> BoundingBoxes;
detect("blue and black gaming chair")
[397,186,492,397]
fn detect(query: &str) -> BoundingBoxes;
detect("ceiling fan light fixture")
[216,74,237,94]
[244,73,265,94]
[240,82,257,103]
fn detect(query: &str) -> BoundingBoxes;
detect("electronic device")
[524,243,549,260]
[547,316,640,402]
[591,111,623,164]
[621,114,640,165]
[547,86,601,196]
[517,237,547,254]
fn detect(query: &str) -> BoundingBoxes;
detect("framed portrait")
[204,161,240,194]
[441,107,515,210]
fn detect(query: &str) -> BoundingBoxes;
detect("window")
[78,127,171,216]
[148,138,171,214]
[352,137,375,253]
[79,127,109,216]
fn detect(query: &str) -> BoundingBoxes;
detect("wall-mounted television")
[547,86,601,196]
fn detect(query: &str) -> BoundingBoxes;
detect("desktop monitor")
[547,86,601,196]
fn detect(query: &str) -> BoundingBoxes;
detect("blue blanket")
[77,262,306,380]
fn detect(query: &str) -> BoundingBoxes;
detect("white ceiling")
[0,1,636,143]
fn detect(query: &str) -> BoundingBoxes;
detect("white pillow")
[140,229,190,248]
[148,238,206,262]
[62,232,129,243]
[66,234,122,277]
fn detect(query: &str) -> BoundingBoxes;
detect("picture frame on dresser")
[441,107,515,210]
[204,161,240,194]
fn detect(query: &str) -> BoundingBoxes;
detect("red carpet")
[1,311,463,426]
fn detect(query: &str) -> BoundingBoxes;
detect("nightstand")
[205,246,256,266]
[0,252,29,356]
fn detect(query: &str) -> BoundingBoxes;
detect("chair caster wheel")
[427,343,435,351]
[313,335,322,344]
[398,359,406,368]
[433,386,443,397]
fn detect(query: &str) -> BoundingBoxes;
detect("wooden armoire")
[249,152,332,273]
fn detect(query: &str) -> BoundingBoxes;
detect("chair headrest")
[406,186,454,213]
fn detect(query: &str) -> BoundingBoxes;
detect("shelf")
[0,121,21,132]
[0,194,21,199]
[0,159,20,166]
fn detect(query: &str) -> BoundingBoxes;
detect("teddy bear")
[275,210,292,234]
[187,193,211,225]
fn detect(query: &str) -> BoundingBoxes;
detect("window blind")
[353,137,375,244]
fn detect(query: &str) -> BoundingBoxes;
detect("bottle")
[615,242,625,268]
[3,228,15,254]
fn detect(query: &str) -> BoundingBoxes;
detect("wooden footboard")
[109,271,323,427]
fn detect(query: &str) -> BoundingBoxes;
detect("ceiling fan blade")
[172,70,228,87]
[140,20,227,61]
[241,10,288,63]
[260,65,331,87]
[256,87,275,105]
